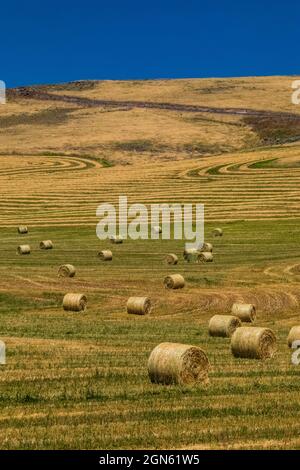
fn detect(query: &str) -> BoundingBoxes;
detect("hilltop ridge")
[2,76,300,165]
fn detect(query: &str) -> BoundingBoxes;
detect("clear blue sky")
[1,0,299,87]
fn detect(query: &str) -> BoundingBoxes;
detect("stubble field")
[1,77,300,449]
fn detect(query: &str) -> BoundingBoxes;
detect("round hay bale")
[212,228,223,237]
[287,326,300,348]
[98,250,113,261]
[231,327,276,360]
[183,248,199,263]
[197,252,213,263]
[62,293,87,312]
[148,342,210,385]
[165,253,178,265]
[58,264,76,278]
[110,235,123,244]
[18,225,28,234]
[127,297,151,315]
[231,303,256,323]
[164,274,185,289]
[208,314,241,338]
[17,244,30,255]
[199,242,213,252]
[40,240,53,250]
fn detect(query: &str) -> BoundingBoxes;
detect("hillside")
[1,77,300,450]
[1,76,300,227]
[2,76,300,166]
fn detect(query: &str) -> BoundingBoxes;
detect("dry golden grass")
[0,103,255,162]
[49,76,300,113]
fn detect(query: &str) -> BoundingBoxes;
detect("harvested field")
[1,77,300,450]
[0,220,300,449]
[1,146,300,226]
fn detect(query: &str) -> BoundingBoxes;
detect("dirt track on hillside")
[8,87,300,121]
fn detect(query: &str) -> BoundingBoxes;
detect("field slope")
[0,77,300,449]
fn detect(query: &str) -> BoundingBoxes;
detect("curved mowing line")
[1,152,300,225]
[0,155,100,178]
[185,159,300,179]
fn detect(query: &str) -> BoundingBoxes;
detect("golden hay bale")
[198,242,213,252]
[231,303,256,322]
[231,327,276,360]
[209,315,241,338]
[58,264,76,278]
[98,249,113,261]
[110,235,123,244]
[126,297,152,315]
[197,252,213,263]
[164,274,185,289]
[183,248,199,263]
[17,244,31,255]
[148,342,210,385]
[212,228,223,237]
[165,253,178,265]
[18,225,28,234]
[40,240,53,250]
[287,326,300,348]
[62,293,87,312]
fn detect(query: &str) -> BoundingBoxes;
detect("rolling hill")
[1,77,300,449]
